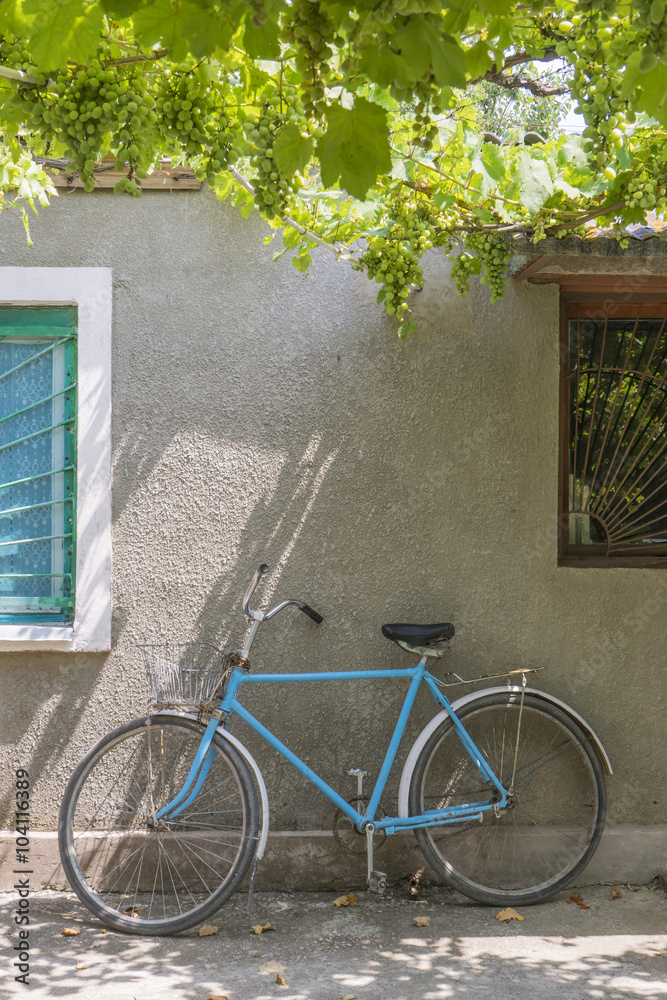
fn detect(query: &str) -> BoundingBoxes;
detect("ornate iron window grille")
[0,307,77,621]
[561,300,667,561]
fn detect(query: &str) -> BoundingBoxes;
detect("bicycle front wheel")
[59,715,259,935]
[408,693,606,905]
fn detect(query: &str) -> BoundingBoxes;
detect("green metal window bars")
[0,307,77,623]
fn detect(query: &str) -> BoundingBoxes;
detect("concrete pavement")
[1,881,666,999]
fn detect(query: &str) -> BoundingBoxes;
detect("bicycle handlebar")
[242,563,270,620]
[299,603,324,624]
[242,563,324,625]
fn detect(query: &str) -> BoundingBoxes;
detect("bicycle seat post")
[347,767,367,798]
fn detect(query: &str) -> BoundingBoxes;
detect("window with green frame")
[0,307,77,622]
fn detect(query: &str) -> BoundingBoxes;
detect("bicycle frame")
[154,657,510,834]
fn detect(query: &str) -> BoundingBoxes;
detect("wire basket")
[138,642,234,710]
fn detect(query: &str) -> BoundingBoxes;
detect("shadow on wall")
[0,653,106,827]
[111,421,342,651]
[193,430,339,646]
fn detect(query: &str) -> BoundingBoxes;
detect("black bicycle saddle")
[381,622,455,646]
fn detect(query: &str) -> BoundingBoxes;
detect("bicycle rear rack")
[435,666,543,687]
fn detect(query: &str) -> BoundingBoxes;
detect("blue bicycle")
[59,564,610,935]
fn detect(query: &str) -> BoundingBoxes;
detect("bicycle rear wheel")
[408,693,606,905]
[59,715,259,935]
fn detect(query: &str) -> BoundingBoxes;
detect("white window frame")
[0,267,111,651]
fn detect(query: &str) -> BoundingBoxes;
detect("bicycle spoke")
[62,717,258,932]
[411,696,604,901]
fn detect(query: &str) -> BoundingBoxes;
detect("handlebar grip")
[300,603,323,624]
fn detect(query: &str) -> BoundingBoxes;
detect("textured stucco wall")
[0,188,665,844]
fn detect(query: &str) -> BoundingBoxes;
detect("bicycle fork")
[147,715,219,826]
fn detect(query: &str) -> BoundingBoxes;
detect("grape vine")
[0,1,667,337]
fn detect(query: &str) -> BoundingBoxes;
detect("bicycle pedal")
[367,870,387,895]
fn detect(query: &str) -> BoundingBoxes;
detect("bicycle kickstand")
[365,824,387,896]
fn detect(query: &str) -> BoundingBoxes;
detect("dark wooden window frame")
[558,276,667,568]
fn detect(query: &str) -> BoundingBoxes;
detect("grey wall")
[0,188,665,848]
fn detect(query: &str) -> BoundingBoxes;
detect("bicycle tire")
[408,692,606,905]
[59,714,259,935]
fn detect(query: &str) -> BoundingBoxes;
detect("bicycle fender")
[215,726,270,861]
[397,686,613,819]
[158,711,270,861]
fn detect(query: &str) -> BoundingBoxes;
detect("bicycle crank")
[332,798,387,856]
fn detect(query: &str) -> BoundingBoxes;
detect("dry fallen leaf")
[258,961,285,975]
[198,924,219,937]
[413,916,430,927]
[496,907,525,922]
[100,929,108,934]
[123,907,140,918]
[340,995,357,1000]
[332,892,357,908]
[252,921,276,935]
[276,974,287,985]
[208,995,229,999]
[61,927,82,936]
[74,963,88,971]
[607,888,622,900]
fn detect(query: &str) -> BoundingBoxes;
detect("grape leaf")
[244,16,281,59]
[634,63,667,124]
[392,18,466,87]
[471,142,506,195]
[177,5,235,58]
[273,124,314,175]
[0,0,35,34]
[213,173,233,201]
[466,39,493,79]
[99,0,143,16]
[359,47,412,88]
[134,0,235,59]
[133,0,196,61]
[392,20,432,80]
[292,252,312,272]
[511,149,553,213]
[317,99,391,199]
[283,226,304,249]
[23,0,104,68]
[421,23,466,88]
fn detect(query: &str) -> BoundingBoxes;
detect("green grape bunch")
[243,88,308,218]
[284,0,340,115]
[450,233,510,303]
[555,2,667,174]
[154,68,239,187]
[0,37,159,194]
[359,193,436,329]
